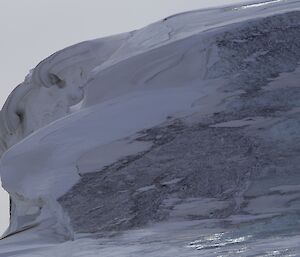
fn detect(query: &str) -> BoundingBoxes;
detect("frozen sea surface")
[1,218,300,256]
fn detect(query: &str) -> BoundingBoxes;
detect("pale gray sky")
[0,0,245,235]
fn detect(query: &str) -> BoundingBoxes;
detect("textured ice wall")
[1,0,300,243]
[61,11,300,234]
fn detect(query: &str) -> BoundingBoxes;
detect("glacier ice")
[1,0,300,256]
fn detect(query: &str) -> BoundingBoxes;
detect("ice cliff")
[1,0,300,256]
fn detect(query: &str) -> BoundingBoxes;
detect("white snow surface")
[1,0,300,256]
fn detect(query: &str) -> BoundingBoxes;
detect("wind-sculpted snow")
[0,34,129,155]
[1,0,300,256]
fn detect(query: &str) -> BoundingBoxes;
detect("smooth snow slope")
[1,0,300,256]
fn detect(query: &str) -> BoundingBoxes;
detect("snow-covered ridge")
[1,0,300,255]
